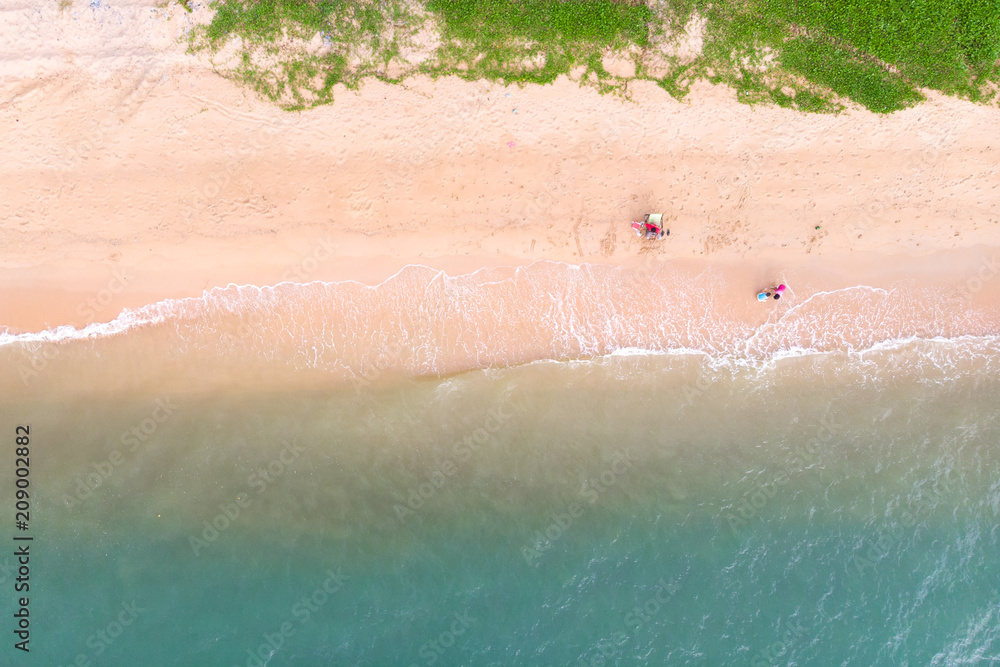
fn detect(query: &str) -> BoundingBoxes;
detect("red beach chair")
[631,213,667,240]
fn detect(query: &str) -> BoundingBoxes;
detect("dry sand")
[2,1,1000,333]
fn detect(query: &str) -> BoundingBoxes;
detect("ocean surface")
[1,262,998,666]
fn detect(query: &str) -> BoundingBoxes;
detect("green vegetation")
[189,0,422,110]
[188,0,1000,113]
[671,0,1000,111]
[426,0,650,86]
[780,37,923,113]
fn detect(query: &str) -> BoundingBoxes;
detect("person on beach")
[758,284,786,302]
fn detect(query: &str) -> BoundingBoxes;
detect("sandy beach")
[2,2,1000,334]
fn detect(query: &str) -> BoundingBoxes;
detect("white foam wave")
[0,307,166,346]
[2,262,998,376]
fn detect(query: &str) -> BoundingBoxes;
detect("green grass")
[781,37,923,113]
[189,0,421,109]
[774,0,998,91]
[673,0,1000,111]
[655,62,695,100]
[426,0,651,86]
[430,0,650,46]
[188,0,1000,113]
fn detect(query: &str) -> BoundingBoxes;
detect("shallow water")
[1,264,998,665]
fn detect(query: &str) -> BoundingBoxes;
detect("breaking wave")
[2,261,998,384]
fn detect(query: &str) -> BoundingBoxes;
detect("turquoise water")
[1,265,998,665]
[2,345,999,665]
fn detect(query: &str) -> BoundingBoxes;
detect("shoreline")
[3,252,999,403]
[3,245,998,339]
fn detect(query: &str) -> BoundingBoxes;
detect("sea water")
[0,262,997,665]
